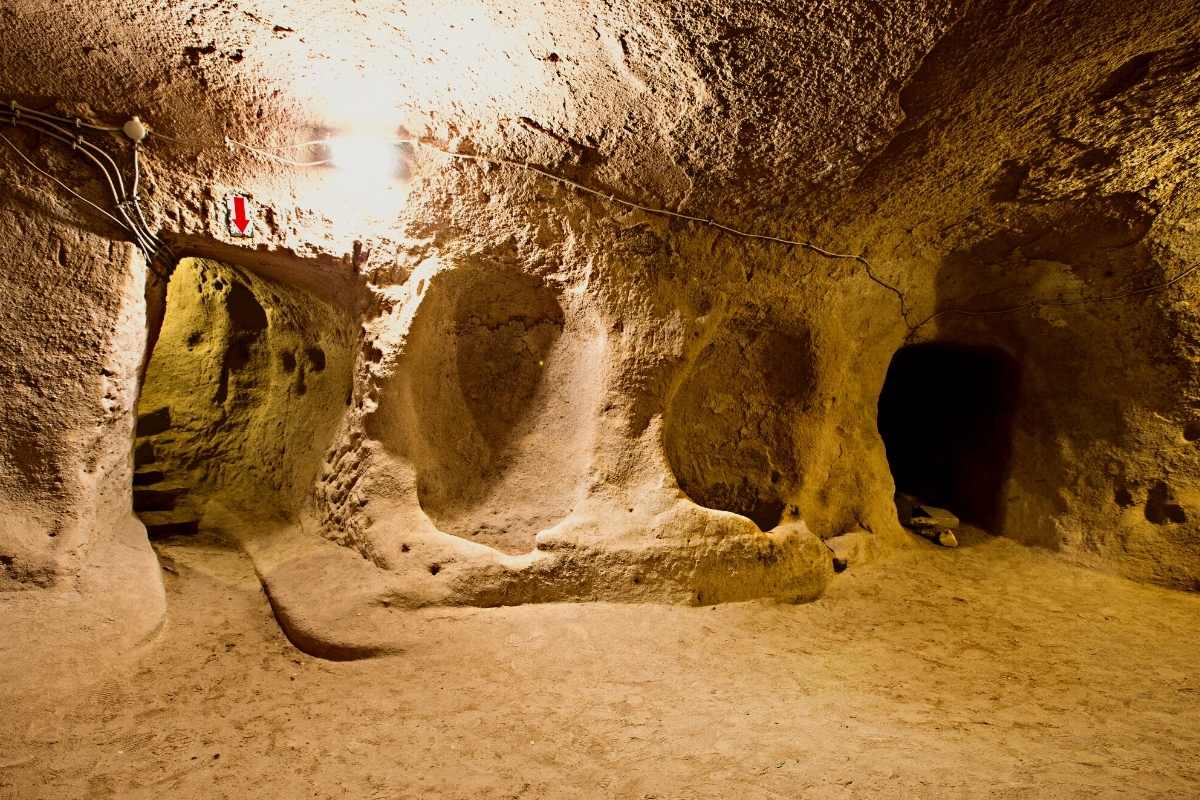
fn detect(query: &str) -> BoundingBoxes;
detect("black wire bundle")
[0,100,176,279]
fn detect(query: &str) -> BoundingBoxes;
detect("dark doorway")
[877,343,1020,530]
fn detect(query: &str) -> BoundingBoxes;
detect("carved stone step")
[137,510,200,539]
[132,468,166,487]
[133,484,190,512]
[133,440,157,466]
[136,407,172,437]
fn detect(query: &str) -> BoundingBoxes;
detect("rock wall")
[305,230,838,608]
[0,190,149,590]
[290,172,902,609]
[379,264,597,555]
[825,0,1200,589]
[0,0,1197,627]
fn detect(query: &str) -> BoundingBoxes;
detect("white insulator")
[122,116,148,142]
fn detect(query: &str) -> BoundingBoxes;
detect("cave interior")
[1,0,1199,796]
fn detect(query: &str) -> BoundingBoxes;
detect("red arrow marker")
[232,196,250,233]
[226,194,254,237]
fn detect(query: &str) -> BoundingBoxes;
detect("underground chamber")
[876,342,1021,532]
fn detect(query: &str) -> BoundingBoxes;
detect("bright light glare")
[315,132,410,232]
[327,134,401,187]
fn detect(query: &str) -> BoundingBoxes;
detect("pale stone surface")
[0,0,1197,654]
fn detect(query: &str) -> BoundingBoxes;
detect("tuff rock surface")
[1,0,1198,653]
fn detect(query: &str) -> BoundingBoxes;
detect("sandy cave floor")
[2,530,1199,800]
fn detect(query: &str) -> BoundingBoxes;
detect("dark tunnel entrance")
[131,257,355,541]
[877,343,1020,531]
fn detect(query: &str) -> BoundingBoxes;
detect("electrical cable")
[404,141,1196,330]
[150,130,331,153]
[412,142,912,320]
[146,126,1200,329]
[1,110,129,222]
[146,129,217,148]
[150,126,910,317]
[7,101,122,133]
[143,124,907,319]
[1,103,171,278]
[132,196,173,261]
[0,130,127,228]
[5,101,1194,325]
[224,137,331,167]
[128,142,173,261]
[3,107,131,199]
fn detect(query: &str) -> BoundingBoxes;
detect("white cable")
[143,126,909,314]
[152,129,330,154]
[224,137,331,166]
[9,101,122,133]
[0,130,127,228]
[1,111,131,216]
[8,109,132,200]
[8,105,1194,329]
[415,142,912,317]
[2,103,175,276]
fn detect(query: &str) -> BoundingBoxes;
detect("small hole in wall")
[429,563,441,575]
[226,339,254,373]
[280,350,296,373]
[226,283,268,333]
[1184,421,1200,442]
[877,343,1020,530]
[1114,485,1135,507]
[362,341,384,362]
[1145,481,1187,524]
[306,347,326,372]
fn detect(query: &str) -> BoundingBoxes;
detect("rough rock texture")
[378,264,587,554]
[833,0,1200,587]
[0,191,149,589]
[0,176,164,665]
[0,0,1198,648]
